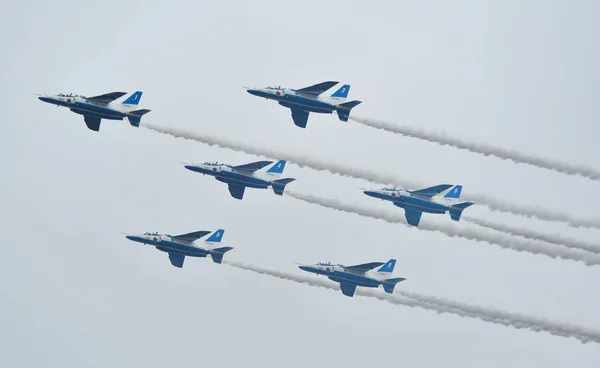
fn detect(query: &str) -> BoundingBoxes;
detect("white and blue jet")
[245,81,361,128]
[298,259,406,297]
[124,229,233,268]
[183,160,295,200]
[363,184,475,227]
[37,91,151,132]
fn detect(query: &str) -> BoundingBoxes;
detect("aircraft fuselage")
[364,191,449,214]
[125,234,210,258]
[247,88,336,114]
[39,95,128,121]
[184,165,272,189]
[299,265,382,289]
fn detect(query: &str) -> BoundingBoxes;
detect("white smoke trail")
[351,116,600,182]
[224,259,600,344]
[143,123,600,229]
[464,216,600,255]
[285,190,600,266]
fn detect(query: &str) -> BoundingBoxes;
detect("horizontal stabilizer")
[210,246,234,264]
[87,92,127,104]
[449,202,474,221]
[272,178,296,196]
[336,100,362,122]
[296,81,339,96]
[127,109,151,127]
[382,277,406,294]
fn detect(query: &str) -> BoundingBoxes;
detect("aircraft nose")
[125,235,135,241]
[363,190,378,198]
[246,89,261,97]
[38,96,53,103]
[298,265,311,272]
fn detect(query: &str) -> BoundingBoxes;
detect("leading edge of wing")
[87,91,128,104]
[409,184,453,197]
[344,262,385,273]
[172,230,212,242]
[232,161,273,172]
[295,81,339,96]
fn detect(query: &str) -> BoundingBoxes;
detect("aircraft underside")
[215,176,269,189]
[393,202,447,214]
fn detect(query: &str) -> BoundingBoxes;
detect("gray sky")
[1,0,599,366]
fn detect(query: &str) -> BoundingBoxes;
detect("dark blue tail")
[449,202,474,221]
[382,277,406,294]
[127,109,151,127]
[271,178,296,196]
[336,100,362,122]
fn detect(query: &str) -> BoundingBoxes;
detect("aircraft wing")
[228,183,246,200]
[86,92,127,104]
[290,108,309,128]
[172,230,211,242]
[409,184,453,197]
[339,282,357,297]
[404,208,423,226]
[83,115,101,132]
[344,262,385,273]
[295,81,339,96]
[168,253,185,268]
[232,161,273,172]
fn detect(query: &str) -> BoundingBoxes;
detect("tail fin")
[336,100,362,122]
[205,229,224,243]
[330,84,351,101]
[437,185,462,200]
[382,277,406,294]
[271,178,296,196]
[373,259,396,277]
[127,109,151,127]
[258,160,287,180]
[209,246,234,264]
[121,91,143,107]
[449,202,474,222]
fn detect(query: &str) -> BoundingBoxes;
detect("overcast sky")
[1,0,599,366]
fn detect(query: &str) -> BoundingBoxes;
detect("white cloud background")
[1,0,599,366]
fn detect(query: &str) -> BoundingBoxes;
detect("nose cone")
[246,89,261,97]
[298,265,311,272]
[363,190,379,198]
[125,235,134,241]
[38,96,53,104]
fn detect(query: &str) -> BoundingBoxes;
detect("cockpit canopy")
[382,187,399,191]
[57,93,84,98]
[143,232,160,236]
[265,86,282,90]
[316,262,332,266]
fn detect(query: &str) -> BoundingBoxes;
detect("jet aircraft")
[245,81,361,128]
[183,160,295,200]
[298,259,406,297]
[124,229,233,268]
[37,91,151,132]
[363,184,474,227]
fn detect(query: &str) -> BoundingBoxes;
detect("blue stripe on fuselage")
[328,271,381,288]
[156,240,209,257]
[71,102,125,118]
[216,171,270,188]
[378,193,449,214]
